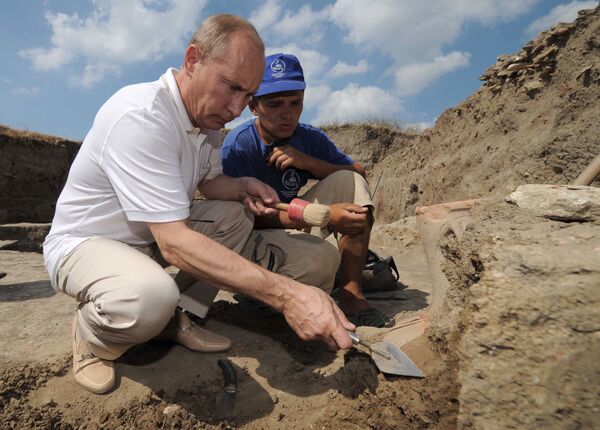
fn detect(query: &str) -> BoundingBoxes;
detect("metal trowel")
[348,331,424,377]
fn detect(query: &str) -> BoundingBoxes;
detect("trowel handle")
[348,331,365,347]
[347,331,391,360]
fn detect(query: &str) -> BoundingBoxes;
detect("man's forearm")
[254,210,305,230]
[198,175,245,200]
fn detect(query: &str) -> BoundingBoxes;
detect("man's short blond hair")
[189,14,264,61]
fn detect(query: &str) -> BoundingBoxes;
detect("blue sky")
[0,0,597,141]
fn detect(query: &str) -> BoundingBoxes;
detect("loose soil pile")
[1,6,599,429]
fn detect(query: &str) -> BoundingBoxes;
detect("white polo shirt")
[43,68,222,289]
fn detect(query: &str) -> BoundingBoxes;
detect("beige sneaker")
[72,317,115,394]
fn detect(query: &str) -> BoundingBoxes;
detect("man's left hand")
[267,145,308,170]
[241,177,279,216]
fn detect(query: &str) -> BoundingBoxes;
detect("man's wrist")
[237,177,249,200]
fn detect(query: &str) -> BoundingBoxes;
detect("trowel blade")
[371,341,425,377]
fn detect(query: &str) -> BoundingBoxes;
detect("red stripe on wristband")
[287,198,309,222]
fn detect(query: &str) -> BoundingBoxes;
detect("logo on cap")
[270,58,286,78]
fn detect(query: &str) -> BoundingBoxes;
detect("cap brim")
[255,80,306,97]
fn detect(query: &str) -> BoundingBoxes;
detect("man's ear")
[249,98,259,115]
[183,45,202,75]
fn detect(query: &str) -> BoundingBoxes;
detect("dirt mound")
[441,197,600,428]
[324,6,600,224]
[0,126,80,223]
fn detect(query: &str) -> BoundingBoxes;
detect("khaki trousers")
[56,201,253,360]
[240,170,374,294]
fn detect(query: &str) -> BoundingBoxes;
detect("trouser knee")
[306,240,341,293]
[94,272,180,346]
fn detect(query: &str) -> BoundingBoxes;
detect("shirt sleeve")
[100,108,191,223]
[221,132,259,178]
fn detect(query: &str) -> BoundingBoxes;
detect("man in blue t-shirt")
[222,53,390,327]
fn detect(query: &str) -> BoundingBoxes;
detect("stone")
[162,404,183,415]
[551,26,570,37]
[523,80,544,93]
[531,44,545,57]
[507,62,530,72]
[506,184,600,222]
[533,46,559,64]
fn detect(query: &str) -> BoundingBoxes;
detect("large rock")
[506,184,600,222]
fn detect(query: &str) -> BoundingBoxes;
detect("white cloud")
[329,0,539,62]
[19,0,206,86]
[249,0,283,33]
[252,1,329,44]
[526,1,597,36]
[11,86,40,96]
[272,5,329,41]
[266,44,330,85]
[395,51,471,96]
[303,84,332,110]
[328,0,539,93]
[67,64,121,88]
[329,59,371,78]
[314,83,402,124]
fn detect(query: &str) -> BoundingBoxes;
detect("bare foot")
[337,288,373,315]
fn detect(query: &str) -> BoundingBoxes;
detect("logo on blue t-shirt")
[282,169,301,191]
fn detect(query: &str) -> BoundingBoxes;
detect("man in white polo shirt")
[43,14,355,394]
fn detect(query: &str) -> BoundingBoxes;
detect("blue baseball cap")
[254,53,306,97]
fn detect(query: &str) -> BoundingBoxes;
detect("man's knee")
[309,240,341,280]
[305,170,372,207]
[109,272,179,343]
[328,169,362,184]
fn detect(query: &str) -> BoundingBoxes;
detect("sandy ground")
[0,220,458,429]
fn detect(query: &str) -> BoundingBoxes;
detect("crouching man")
[44,16,354,395]
[222,53,391,327]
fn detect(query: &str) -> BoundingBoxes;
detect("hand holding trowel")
[348,331,424,377]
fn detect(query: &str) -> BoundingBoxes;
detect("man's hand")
[282,284,356,350]
[240,177,279,216]
[267,144,308,170]
[328,203,369,237]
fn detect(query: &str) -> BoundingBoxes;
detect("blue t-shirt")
[222,120,354,202]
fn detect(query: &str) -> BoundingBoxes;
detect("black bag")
[361,249,399,292]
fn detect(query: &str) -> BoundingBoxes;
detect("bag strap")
[383,256,399,280]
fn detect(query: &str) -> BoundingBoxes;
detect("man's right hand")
[328,203,369,237]
[281,283,355,350]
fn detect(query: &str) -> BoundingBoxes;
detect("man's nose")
[280,107,292,120]
[226,94,247,118]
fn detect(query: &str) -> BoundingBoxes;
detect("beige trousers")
[56,201,253,360]
[240,170,374,293]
